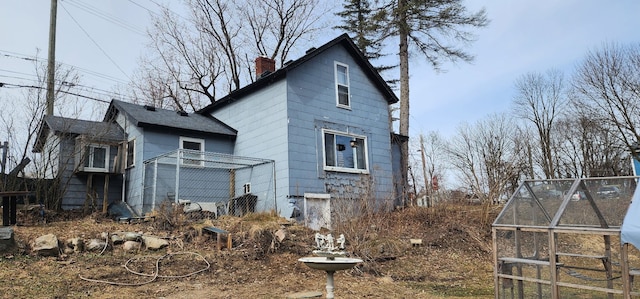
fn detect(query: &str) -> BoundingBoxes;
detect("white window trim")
[322,129,369,174]
[126,138,135,169]
[83,143,110,172]
[179,136,205,167]
[334,61,351,109]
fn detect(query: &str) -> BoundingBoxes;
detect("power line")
[128,0,161,18]
[65,0,146,36]
[0,50,129,85]
[0,72,134,102]
[142,0,189,21]
[0,81,111,104]
[59,2,133,81]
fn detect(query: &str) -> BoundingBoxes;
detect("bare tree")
[447,113,523,204]
[0,55,91,209]
[134,0,329,111]
[513,69,567,179]
[572,42,640,159]
[412,131,447,205]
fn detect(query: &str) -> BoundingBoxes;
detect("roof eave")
[198,33,398,114]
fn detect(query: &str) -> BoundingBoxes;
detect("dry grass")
[0,203,497,298]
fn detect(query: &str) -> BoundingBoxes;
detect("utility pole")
[419,134,430,208]
[46,0,58,116]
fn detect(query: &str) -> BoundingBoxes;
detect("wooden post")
[85,173,93,212]
[102,174,109,214]
[227,233,232,250]
[549,230,559,299]
[604,235,614,299]
[229,169,236,215]
[621,243,632,299]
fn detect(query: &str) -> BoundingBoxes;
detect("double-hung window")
[323,130,368,173]
[83,144,109,172]
[180,137,205,167]
[126,139,135,168]
[335,62,350,108]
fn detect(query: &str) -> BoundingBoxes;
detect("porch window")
[83,144,109,172]
[335,62,350,108]
[323,130,367,173]
[180,137,205,166]
[126,139,135,168]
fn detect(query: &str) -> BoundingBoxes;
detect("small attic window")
[177,111,189,116]
[144,105,156,111]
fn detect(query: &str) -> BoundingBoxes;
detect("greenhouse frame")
[493,176,640,299]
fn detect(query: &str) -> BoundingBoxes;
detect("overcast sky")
[1,0,640,142]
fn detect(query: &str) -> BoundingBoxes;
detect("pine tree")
[335,0,397,87]
[337,0,489,203]
[335,0,384,61]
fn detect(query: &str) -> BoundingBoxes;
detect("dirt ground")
[0,203,499,298]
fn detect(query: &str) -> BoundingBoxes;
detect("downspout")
[272,160,277,214]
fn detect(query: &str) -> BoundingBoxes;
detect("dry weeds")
[0,202,496,298]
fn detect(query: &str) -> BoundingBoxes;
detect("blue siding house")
[33,34,403,225]
[103,100,237,214]
[33,115,126,210]
[199,34,400,220]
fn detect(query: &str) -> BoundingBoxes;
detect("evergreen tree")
[335,0,397,86]
[335,0,385,61]
[337,0,489,202]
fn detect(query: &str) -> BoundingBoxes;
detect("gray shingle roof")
[33,115,125,152]
[107,100,237,137]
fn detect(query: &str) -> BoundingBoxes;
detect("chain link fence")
[142,150,276,220]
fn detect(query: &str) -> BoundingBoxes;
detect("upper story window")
[180,137,205,167]
[126,139,135,168]
[323,129,368,173]
[335,62,350,108]
[83,143,110,172]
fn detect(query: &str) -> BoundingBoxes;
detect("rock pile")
[30,231,170,256]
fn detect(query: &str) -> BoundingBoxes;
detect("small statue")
[325,234,335,251]
[315,233,325,249]
[337,234,345,250]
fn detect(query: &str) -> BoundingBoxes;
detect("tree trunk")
[398,0,410,205]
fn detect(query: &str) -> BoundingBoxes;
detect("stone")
[142,236,169,250]
[123,232,142,241]
[32,234,59,256]
[275,229,286,242]
[66,237,84,253]
[122,241,141,252]
[111,234,124,245]
[0,227,15,252]
[87,239,108,251]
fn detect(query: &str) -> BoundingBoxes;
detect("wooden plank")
[203,227,229,251]
[556,252,607,259]
[497,273,551,285]
[556,281,623,295]
[203,227,228,234]
[499,257,554,266]
[102,174,109,214]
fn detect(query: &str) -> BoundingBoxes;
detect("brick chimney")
[255,56,276,77]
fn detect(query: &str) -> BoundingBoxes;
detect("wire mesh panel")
[142,150,275,219]
[493,177,640,299]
